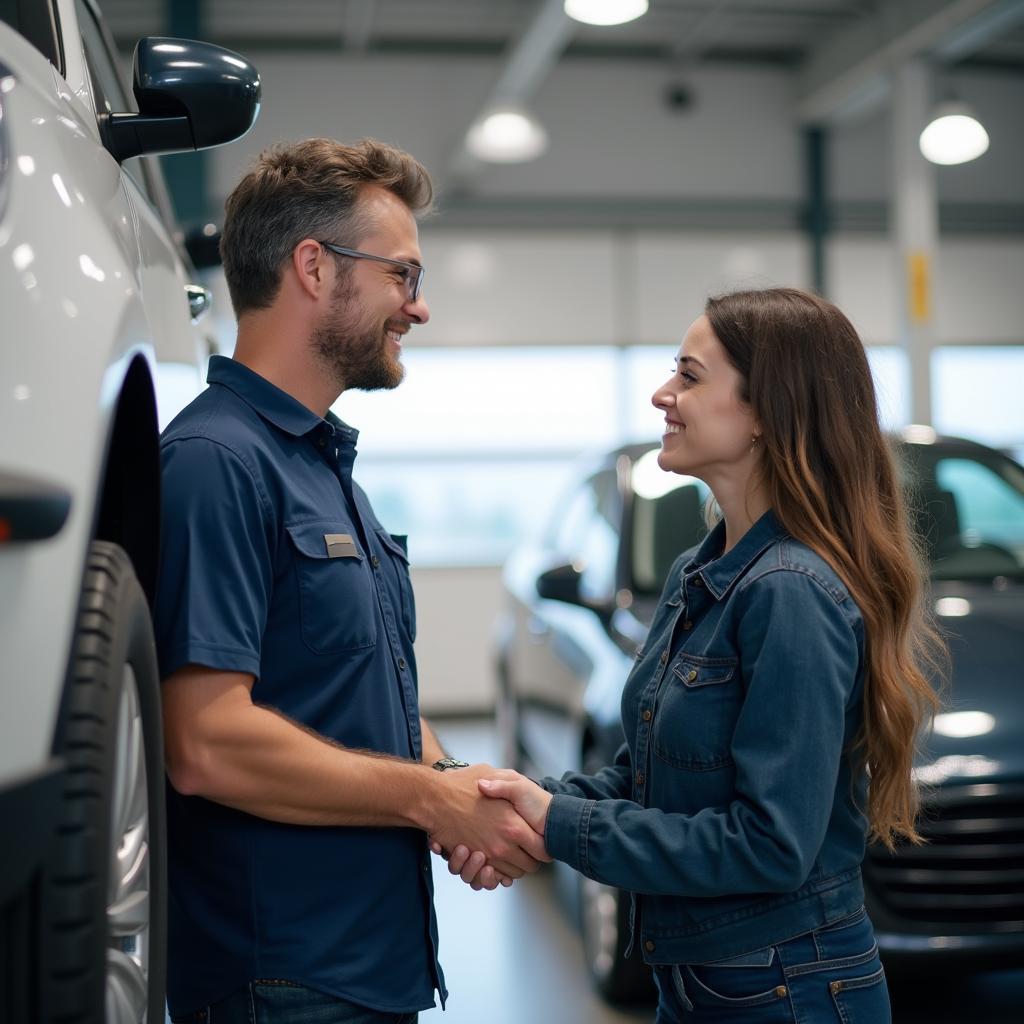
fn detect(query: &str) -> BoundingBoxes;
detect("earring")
[750,434,760,453]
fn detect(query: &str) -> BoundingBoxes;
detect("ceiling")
[101,0,1024,69]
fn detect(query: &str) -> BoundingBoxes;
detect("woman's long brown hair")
[705,287,944,850]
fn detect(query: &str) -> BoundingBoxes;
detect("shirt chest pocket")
[375,529,417,643]
[653,654,741,771]
[285,522,378,654]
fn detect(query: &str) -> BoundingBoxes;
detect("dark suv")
[494,432,1024,1001]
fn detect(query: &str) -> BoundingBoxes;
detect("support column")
[161,0,208,225]
[891,60,938,426]
[804,126,828,297]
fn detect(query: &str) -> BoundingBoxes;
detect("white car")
[0,2,258,1020]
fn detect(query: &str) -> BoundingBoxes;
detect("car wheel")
[578,749,655,1003]
[39,542,167,1024]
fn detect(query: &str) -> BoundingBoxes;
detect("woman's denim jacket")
[542,510,870,966]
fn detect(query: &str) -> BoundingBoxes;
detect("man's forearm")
[172,700,435,828]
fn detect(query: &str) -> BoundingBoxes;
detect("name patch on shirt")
[324,533,360,559]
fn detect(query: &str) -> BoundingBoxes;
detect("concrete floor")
[426,719,1024,1024]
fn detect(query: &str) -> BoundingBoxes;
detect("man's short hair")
[220,138,434,317]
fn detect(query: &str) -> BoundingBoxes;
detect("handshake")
[423,765,554,892]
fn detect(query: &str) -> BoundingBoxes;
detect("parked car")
[0,2,259,1021]
[494,431,1024,1002]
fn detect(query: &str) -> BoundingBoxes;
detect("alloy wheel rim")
[106,665,151,1022]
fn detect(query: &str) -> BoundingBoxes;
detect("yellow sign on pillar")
[908,251,931,324]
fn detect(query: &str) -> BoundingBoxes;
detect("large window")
[150,340,1020,567]
[932,347,1024,458]
[328,342,932,566]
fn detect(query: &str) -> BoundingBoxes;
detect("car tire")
[578,748,655,1004]
[38,542,167,1024]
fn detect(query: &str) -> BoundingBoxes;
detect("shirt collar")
[682,508,787,600]
[206,355,358,444]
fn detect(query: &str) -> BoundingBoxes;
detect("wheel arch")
[93,354,161,606]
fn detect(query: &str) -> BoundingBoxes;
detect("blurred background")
[93,2,1024,1019]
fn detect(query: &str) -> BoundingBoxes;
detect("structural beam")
[446,0,576,190]
[797,0,1024,124]
[343,0,376,53]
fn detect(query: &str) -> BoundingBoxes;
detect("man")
[153,138,546,1024]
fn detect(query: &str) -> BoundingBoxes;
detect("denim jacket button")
[644,940,655,952]
[683,619,693,630]
[659,650,669,665]
[642,709,652,722]
[636,772,645,785]
[686,669,698,682]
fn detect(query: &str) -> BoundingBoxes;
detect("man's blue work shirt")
[153,355,445,1017]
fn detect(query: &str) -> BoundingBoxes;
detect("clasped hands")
[427,764,553,892]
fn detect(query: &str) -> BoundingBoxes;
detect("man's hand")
[430,771,554,890]
[426,764,550,882]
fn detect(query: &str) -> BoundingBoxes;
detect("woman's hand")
[478,774,553,836]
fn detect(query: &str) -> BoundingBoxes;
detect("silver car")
[0,2,258,1020]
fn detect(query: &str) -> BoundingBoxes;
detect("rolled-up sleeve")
[544,568,862,897]
[153,437,275,681]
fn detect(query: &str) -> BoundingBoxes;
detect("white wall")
[411,566,504,716]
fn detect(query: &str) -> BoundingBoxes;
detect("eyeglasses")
[318,241,425,302]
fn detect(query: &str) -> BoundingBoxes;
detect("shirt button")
[636,772,644,786]
[398,657,407,670]
[371,555,381,568]
[318,437,326,448]
[659,651,668,665]
[642,709,652,722]
[687,669,698,682]
[683,620,693,630]
[644,940,655,953]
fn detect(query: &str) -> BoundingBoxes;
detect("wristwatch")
[431,757,470,772]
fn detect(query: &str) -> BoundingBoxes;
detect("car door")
[75,0,206,369]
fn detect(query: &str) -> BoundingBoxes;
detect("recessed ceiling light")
[564,0,649,28]
[465,107,548,163]
[919,102,990,165]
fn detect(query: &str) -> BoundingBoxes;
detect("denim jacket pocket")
[653,654,740,770]
[285,521,378,654]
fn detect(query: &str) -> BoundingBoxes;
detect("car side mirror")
[102,37,260,162]
[536,563,584,605]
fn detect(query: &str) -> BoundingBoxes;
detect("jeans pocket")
[829,964,891,1024]
[684,961,790,1008]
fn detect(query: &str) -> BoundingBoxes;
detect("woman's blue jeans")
[168,980,419,1024]
[653,906,891,1023]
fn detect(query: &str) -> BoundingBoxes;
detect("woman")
[454,287,943,1022]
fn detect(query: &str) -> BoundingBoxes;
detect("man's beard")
[311,272,405,392]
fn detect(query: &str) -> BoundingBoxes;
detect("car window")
[632,480,709,595]
[73,0,158,207]
[548,471,620,604]
[0,0,62,69]
[578,472,620,604]
[906,447,1024,581]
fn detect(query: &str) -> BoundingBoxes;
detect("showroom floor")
[425,719,1024,1024]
